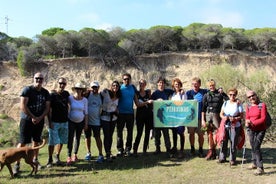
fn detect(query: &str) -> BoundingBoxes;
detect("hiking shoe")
[84,153,92,161]
[124,150,132,157]
[66,157,72,165]
[33,159,42,170]
[217,159,226,164]
[254,168,264,175]
[96,155,104,163]
[13,163,20,175]
[247,164,257,170]
[53,154,62,165]
[72,155,78,162]
[117,151,123,157]
[198,148,204,158]
[190,147,196,156]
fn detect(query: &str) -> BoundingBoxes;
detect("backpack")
[247,103,272,129]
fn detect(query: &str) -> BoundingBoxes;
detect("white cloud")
[94,23,114,31]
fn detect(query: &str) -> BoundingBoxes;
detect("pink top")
[246,103,267,131]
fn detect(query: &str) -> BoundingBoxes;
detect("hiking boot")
[254,168,264,175]
[72,155,78,162]
[205,149,213,160]
[84,153,92,161]
[66,157,72,165]
[13,162,20,176]
[96,155,104,163]
[247,164,257,170]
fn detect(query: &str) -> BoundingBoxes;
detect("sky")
[1,0,275,38]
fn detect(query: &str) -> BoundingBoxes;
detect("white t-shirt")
[68,95,88,123]
[222,100,243,127]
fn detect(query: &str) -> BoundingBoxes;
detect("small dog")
[0,139,46,178]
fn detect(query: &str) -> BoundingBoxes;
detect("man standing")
[13,72,50,175]
[47,77,70,167]
[151,77,174,156]
[185,77,208,157]
[84,81,104,163]
[117,73,138,157]
[201,79,228,160]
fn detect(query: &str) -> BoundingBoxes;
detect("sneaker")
[66,157,72,165]
[254,168,264,175]
[33,159,42,170]
[72,155,78,162]
[96,155,104,163]
[217,159,226,164]
[106,155,113,162]
[198,148,204,158]
[177,151,184,159]
[247,164,257,170]
[230,160,236,166]
[117,151,123,157]
[46,158,53,168]
[84,153,92,161]
[190,147,196,156]
[13,162,20,175]
[53,154,62,165]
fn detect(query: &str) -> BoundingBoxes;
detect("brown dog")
[0,139,46,178]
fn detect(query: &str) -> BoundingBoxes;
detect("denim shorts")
[48,122,68,145]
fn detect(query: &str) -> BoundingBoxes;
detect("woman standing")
[170,78,187,158]
[133,79,153,156]
[67,82,88,165]
[100,81,121,161]
[245,90,267,175]
[218,88,243,165]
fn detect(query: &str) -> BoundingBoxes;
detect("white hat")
[72,82,86,91]
[90,81,100,87]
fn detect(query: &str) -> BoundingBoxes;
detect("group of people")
[12,72,269,176]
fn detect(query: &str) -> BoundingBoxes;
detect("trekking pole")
[241,144,246,168]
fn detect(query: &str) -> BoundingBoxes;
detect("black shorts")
[84,125,101,138]
[19,118,44,144]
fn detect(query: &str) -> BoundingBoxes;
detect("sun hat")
[90,81,100,87]
[72,82,86,91]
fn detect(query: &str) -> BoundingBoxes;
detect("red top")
[246,103,267,131]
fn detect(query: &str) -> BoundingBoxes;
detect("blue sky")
[1,0,275,38]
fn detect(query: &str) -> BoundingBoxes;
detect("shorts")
[19,118,44,144]
[177,126,185,134]
[187,119,203,134]
[84,125,101,138]
[205,112,220,131]
[48,122,68,145]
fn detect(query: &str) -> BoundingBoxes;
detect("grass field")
[0,128,275,184]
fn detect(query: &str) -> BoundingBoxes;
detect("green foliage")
[0,120,19,147]
[263,89,276,143]
[42,27,65,36]
[0,84,4,90]
[16,50,26,76]
[0,113,8,119]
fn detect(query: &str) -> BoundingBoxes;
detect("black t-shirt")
[50,90,70,122]
[20,85,50,119]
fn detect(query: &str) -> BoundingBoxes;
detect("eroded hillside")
[0,50,275,122]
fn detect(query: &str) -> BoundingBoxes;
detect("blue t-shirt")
[118,84,136,114]
[185,88,208,119]
[151,89,174,100]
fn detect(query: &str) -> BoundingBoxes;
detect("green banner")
[153,100,198,128]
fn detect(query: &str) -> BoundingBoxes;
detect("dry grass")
[0,129,275,184]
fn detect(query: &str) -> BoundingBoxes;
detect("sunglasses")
[91,86,98,89]
[123,78,130,81]
[247,94,255,99]
[35,77,44,80]
[59,82,66,85]
[112,84,119,87]
[229,93,236,96]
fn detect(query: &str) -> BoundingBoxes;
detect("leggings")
[67,119,84,157]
